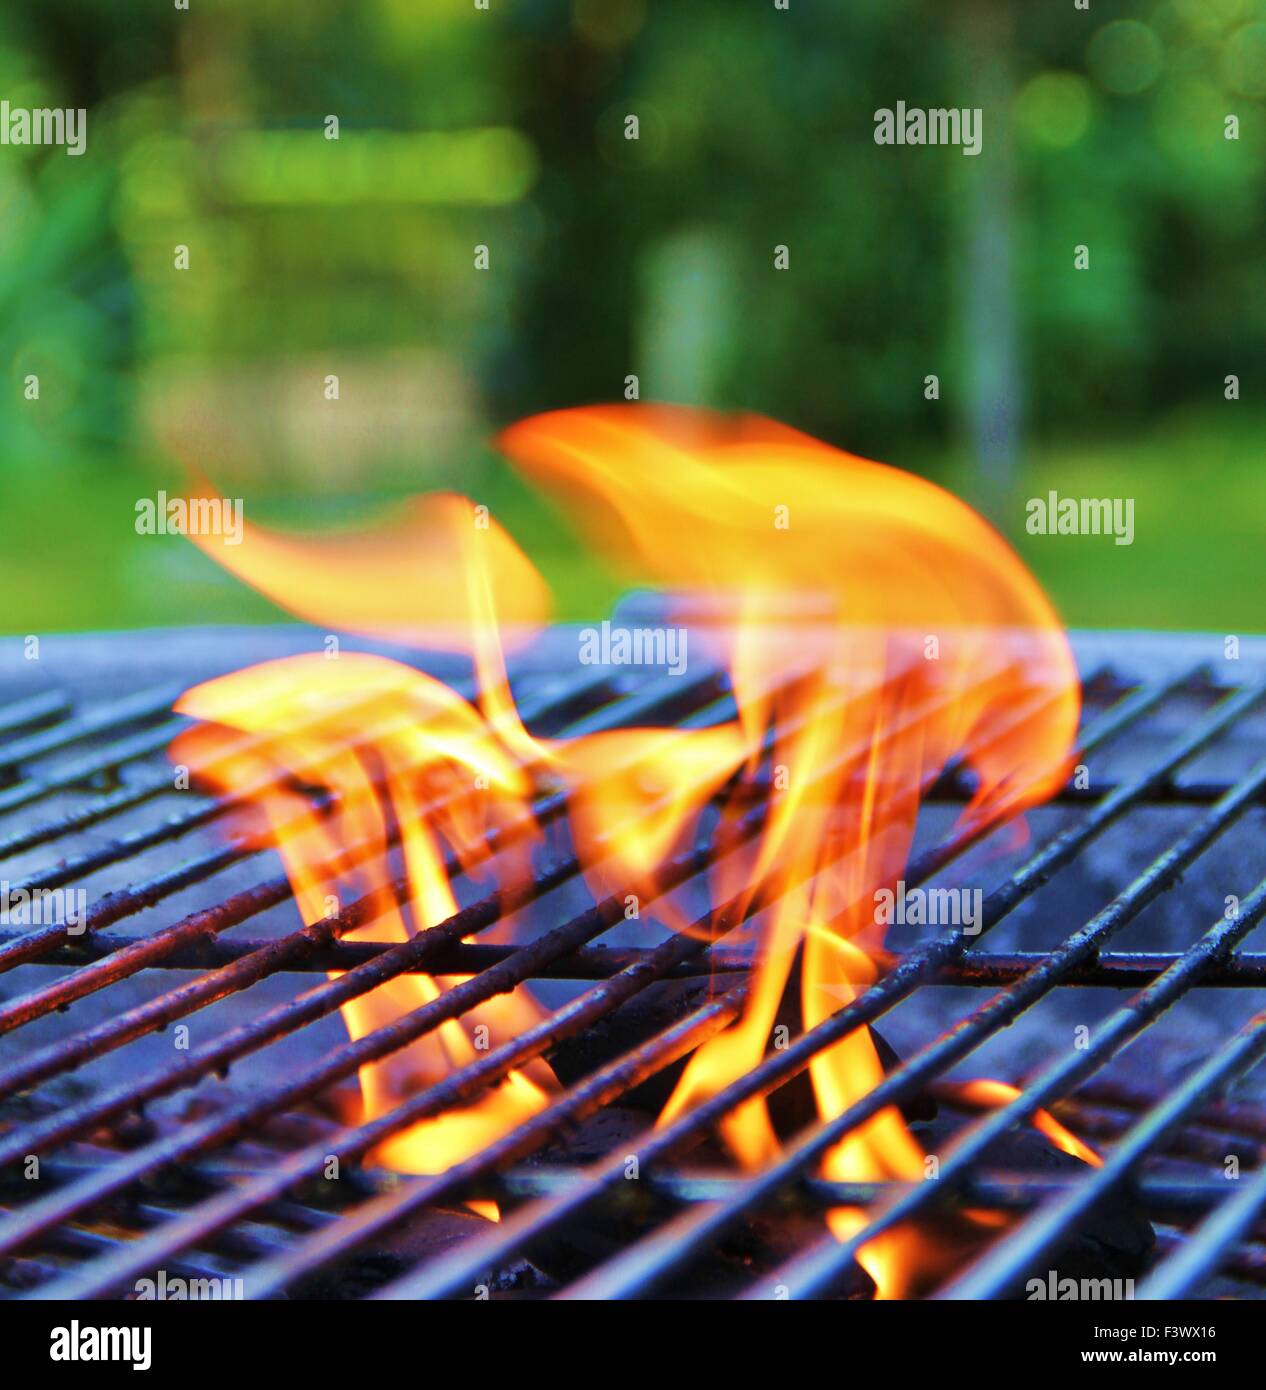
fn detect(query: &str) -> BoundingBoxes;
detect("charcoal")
[530,1103,658,1166]
[291,1204,552,1299]
[511,1106,872,1297]
[919,1119,1155,1297]
[544,970,936,1129]
[512,1101,1150,1297]
[766,1021,938,1136]
[544,977,744,1114]
[771,956,937,1130]
[666,1208,874,1300]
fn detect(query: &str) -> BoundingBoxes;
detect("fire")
[499,406,1078,1294]
[940,1078,1102,1168]
[172,652,556,1192]
[174,404,1080,1288]
[171,497,566,1196]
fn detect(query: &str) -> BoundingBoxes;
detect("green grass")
[934,408,1265,633]
[0,461,624,634]
[4,408,1260,635]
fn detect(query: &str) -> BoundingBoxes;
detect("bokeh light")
[1,1,1264,635]
[1221,22,1266,97]
[1087,20,1164,96]
[1013,72,1096,149]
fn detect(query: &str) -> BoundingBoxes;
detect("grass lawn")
[934,407,1263,634]
[3,408,1259,636]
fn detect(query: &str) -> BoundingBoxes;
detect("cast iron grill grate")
[1,624,1265,1300]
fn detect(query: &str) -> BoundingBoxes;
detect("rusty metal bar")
[0,683,181,773]
[0,689,72,741]
[5,660,1020,1293]
[938,1008,1266,1299]
[7,654,1258,1303]
[760,854,1266,1301]
[366,675,1182,1299]
[13,932,1266,989]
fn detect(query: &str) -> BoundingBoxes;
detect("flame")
[172,653,556,1195]
[940,1078,1102,1168]
[182,486,550,758]
[498,405,1080,1296]
[170,492,747,1197]
[173,403,1079,1286]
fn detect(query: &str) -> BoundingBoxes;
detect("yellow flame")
[174,404,1081,1285]
[941,1078,1103,1168]
[498,405,1080,1295]
[173,653,554,1194]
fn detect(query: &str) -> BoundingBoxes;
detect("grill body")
[1,619,1265,1300]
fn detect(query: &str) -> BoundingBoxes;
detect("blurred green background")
[1,0,1262,635]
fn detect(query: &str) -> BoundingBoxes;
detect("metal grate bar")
[8,671,961,1291]
[0,690,73,742]
[0,683,182,774]
[937,1006,1266,1299]
[497,1167,1266,1223]
[5,661,1032,1295]
[545,690,1266,1298]
[741,782,1266,1298]
[180,991,748,1302]
[0,674,521,855]
[0,666,735,1099]
[0,656,961,1093]
[1072,1079,1266,1139]
[1151,1231,1266,1290]
[150,674,1079,1298]
[14,934,1266,988]
[362,672,1179,1299]
[5,674,816,1087]
[5,650,1266,1301]
[0,719,185,819]
[0,766,188,861]
[468,684,1266,1299]
[1137,1161,1266,1297]
[0,666,638,978]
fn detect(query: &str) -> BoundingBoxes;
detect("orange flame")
[940,1078,1102,1168]
[173,404,1080,1282]
[497,405,1080,1295]
[172,653,555,1194]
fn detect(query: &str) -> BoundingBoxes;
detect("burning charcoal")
[544,978,741,1114]
[91,1110,158,1150]
[514,1106,872,1297]
[543,975,935,1130]
[676,1209,874,1300]
[0,1256,53,1293]
[531,1104,657,1166]
[509,1105,676,1282]
[920,1119,1155,1296]
[516,1184,871,1298]
[766,1022,937,1138]
[292,1205,552,1299]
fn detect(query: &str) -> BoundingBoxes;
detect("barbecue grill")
[3,611,1266,1302]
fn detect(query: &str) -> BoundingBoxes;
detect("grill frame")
[2,622,1266,1301]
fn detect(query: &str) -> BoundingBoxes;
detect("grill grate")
[2,625,1266,1300]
